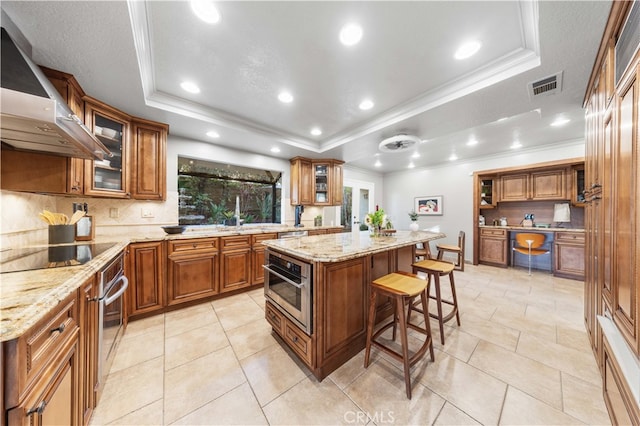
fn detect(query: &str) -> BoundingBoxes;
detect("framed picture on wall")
[415,196,443,216]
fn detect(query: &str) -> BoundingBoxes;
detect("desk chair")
[511,233,550,275]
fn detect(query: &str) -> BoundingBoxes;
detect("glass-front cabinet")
[479,177,496,208]
[84,98,130,198]
[314,163,330,205]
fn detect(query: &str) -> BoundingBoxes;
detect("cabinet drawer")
[251,233,278,245]
[221,235,251,251]
[555,231,585,244]
[4,291,79,405]
[480,228,507,237]
[265,301,284,334]
[168,238,218,254]
[284,321,313,366]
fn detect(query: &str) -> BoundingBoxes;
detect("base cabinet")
[554,231,586,280]
[79,277,98,425]
[478,228,508,266]
[167,238,219,306]
[251,233,277,285]
[220,236,251,293]
[127,241,165,317]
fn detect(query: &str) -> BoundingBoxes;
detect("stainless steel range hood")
[1,27,109,160]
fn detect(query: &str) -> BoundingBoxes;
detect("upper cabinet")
[499,168,567,202]
[290,157,344,206]
[0,67,168,200]
[84,97,130,198]
[479,177,497,208]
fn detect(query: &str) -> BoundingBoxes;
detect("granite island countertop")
[0,225,342,342]
[262,230,446,263]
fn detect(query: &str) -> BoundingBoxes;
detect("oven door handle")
[101,275,129,305]
[262,265,305,289]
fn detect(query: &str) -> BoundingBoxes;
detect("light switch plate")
[109,208,119,218]
[141,208,154,218]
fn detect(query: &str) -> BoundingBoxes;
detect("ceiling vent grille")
[528,71,563,99]
[379,134,421,153]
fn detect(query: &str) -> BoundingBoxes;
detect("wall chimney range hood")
[0,27,109,160]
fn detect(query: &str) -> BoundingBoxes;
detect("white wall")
[382,140,585,261]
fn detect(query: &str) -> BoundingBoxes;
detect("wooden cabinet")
[479,177,496,208]
[4,291,80,425]
[251,233,277,285]
[553,231,585,280]
[307,229,327,236]
[167,238,219,306]
[127,241,165,318]
[84,97,131,198]
[220,235,251,293]
[478,228,508,266]
[131,118,168,201]
[290,157,344,206]
[290,157,313,205]
[572,165,586,206]
[78,276,98,424]
[265,300,313,365]
[602,335,640,425]
[499,169,567,202]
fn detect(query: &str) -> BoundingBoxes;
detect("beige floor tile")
[343,357,445,425]
[164,302,219,338]
[122,313,164,339]
[420,350,507,425]
[556,324,592,352]
[468,340,563,409]
[264,376,366,425]
[90,357,164,425]
[214,295,267,331]
[226,317,278,360]
[491,306,557,341]
[328,350,368,390]
[434,402,482,425]
[561,373,611,425]
[110,327,164,374]
[171,383,268,425]
[499,386,584,425]
[106,399,163,426]
[516,333,602,386]
[164,322,230,370]
[240,343,309,407]
[164,346,246,424]
[431,326,480,362]
[457,312,520,351]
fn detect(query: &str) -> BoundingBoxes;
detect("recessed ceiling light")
[551,118,570,127]
[449,154,458,161]
[466,139,478,146]
[190,0,221,24]
[511,141,522,149]
[270,147,280,153]
[359,99,374,110]
[408,162,415,169]
[374,160,382,167]
[278,91,293,103]
[454,40,481,60]
[181,81,200,94]
[412,152,421,158]
[339,23,363,46]
[310,127,322,136]
[206,131,220,138]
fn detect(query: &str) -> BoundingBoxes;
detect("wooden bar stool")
[436,231,465,271]
[412,259,461,345]
[364,271,434,399]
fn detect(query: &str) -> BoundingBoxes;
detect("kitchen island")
[262,230,445,380]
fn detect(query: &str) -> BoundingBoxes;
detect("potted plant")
[408,210,420,231]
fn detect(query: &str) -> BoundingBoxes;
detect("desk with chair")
[510,231,554,274]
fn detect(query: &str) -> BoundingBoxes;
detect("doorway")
[342,179,375,232]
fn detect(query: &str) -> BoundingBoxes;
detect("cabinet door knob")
[50,323,66,334]
[291,335,299,343]
[27,400,47,416]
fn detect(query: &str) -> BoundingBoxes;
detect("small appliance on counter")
[522,213,535,227]
[74,203,94,241]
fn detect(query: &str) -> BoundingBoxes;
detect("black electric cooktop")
[0,242,117,273]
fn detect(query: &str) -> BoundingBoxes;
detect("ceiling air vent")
[528,71,563,99]
[379,134,421,153]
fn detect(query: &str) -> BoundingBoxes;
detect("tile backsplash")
[0,190,179,248]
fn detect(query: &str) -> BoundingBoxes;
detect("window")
[178,157,282,225]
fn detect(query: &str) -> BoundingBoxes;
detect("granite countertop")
[0,225,341,342]
[479,225,585,232]
[262,230,446,263]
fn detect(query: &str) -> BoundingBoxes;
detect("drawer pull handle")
[193,244,197,248]
[27,400,47,416]
[291,335,299,343]
[50,323,66,334]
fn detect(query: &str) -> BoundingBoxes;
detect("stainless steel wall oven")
[263,250,312,334]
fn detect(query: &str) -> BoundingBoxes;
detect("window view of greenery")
[178,157,282,226]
